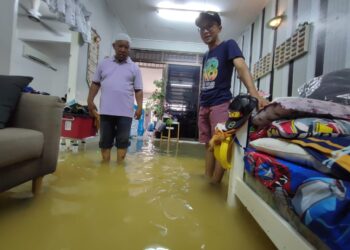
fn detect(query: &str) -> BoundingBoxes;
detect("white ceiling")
[105,0,270,43]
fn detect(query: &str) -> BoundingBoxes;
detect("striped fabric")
[290,136,350,176]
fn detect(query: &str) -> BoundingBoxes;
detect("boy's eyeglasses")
[198,23,217,33]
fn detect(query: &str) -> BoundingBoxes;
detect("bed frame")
[227,122,315,250]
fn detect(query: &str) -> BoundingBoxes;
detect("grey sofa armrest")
[11,93,64,175]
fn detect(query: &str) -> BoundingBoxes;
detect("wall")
[139,67,163,99]
[11,1,72,97]
[17,16,71,43]
[11,41,69,98]
[0,0,18,74]
[74,0,126,104]
[234,0,350,99]
[8,0,125,104]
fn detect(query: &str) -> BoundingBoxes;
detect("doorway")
[165,64,201,140]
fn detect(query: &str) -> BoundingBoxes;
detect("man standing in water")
[195,11,268,183]
[87,33,143,163]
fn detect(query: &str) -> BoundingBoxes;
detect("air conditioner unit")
[22,44,57,71]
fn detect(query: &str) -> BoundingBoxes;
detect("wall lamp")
[267,14,286,29]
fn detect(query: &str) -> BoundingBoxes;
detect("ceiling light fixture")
[156,1,219,22]
[170,83,193,88]
[157,8,201,22]
[267,14,286,29]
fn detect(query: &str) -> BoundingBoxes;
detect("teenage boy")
[195,11,269,183]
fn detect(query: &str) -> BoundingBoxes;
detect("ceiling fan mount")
[19,0,62,36]
[27,7,41,21]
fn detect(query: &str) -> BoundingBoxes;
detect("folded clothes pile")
[63,103,90,117]
[245,96,350,249]
[23,86,50,95]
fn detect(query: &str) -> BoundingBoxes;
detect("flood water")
[0,139,275,250]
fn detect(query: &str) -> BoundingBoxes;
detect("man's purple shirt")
[93,57,143,118]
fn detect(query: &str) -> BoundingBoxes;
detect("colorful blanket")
[251,118,350,140]
[245,150,350,249]
[290,136,350,176]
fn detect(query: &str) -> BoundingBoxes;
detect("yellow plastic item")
[213,136,234,170]
[228,111,241,118]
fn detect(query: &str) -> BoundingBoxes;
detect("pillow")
[298,68,350,105]
[267,118,350,138]
[0,75,33,128]
[249,138,324,171]
[252,97,350,127]
[298,75,323,98]
[250,117,350,141]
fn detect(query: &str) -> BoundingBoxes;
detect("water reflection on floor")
[0,139,275,250]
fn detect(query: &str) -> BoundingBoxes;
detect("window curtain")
[42,0,92,43]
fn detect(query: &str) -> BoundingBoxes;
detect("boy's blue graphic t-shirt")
[200,39,244,107]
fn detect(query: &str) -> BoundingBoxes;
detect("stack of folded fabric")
[63,103,90,116]
[245,97,350,249]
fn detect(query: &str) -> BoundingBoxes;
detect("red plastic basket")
[61,115,97,139]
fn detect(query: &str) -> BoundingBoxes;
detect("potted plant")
[146,79,165,119]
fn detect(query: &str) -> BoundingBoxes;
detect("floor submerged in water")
[0,139,275,250]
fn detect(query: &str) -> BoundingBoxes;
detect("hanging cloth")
[42,0,92,43]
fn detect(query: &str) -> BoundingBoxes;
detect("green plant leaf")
[148,79,165,118]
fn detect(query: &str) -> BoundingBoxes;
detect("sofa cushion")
[0,128,44,168]
[0,75,33,128]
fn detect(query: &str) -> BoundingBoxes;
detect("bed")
[228,121,319,249]
[228,121,320,249]
[227,69,350,249]
[227,106,350,249]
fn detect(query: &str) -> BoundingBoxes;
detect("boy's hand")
[257,96,269,110]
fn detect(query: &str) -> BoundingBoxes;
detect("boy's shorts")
[99,115,132,149]
[198,101,230,144]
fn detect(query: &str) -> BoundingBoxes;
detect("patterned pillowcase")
[298,68,350,105]
[267,118,350,139]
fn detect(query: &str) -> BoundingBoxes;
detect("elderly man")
[87,33,143,163]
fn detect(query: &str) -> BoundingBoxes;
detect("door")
[165,64,201,139]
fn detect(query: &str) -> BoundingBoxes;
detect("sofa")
[0,93,64,194]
